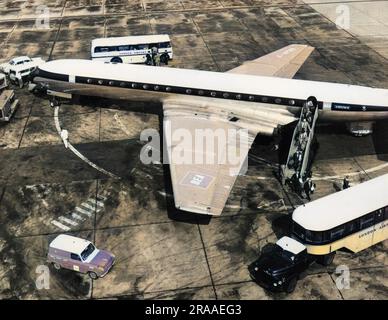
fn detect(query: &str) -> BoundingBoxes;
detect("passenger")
[154,53,161,66]
[160,51,169,65]
[145,53,152,65]
[343,176,350,189]
[151,46,158,66]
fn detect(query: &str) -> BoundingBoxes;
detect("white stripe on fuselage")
[39,59,388,108]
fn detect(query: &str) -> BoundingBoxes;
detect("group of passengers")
[145,46,169,67]
[288,100,317,200]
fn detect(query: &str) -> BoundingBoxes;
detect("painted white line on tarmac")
[51,220,71,231]
[58,216,78,226]
[75,206,93,217]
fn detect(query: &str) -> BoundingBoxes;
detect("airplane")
[30,44,388,216]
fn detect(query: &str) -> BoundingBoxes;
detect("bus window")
[360,213,375,229]
[138,44,149,50]
[292,223,305,240]
[159,41,171,48]
[305,230,322,243]
[384,207,388,220]
[95,47,110,53]
[118,45,130,51]
[345,220,358,234]
[330,226,345,241]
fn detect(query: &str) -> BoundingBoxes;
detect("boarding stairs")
[280,99,319,199]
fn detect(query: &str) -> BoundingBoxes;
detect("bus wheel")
[52,262,61,270]
[317,252,336,266]
[88,272,98,280]
[285,276,298,293]
[111,57,123,63]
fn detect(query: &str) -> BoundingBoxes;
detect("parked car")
[47,234,115,279]
[248,236,316,293]
[0,56,44,75]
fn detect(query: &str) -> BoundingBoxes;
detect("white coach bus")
[91,34,173,64]
[292,173,388,264]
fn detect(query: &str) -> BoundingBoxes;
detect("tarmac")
[0,0,387,299]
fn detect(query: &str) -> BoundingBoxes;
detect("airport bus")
[292,173,388,264]
[91,34,173,64]
[249,173,388,292]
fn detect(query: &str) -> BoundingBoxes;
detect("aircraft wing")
[227,44,314,78]
[163,96,295,215]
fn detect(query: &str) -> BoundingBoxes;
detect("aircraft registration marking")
[180,172,214,189]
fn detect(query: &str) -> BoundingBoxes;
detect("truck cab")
[249,236,314,293]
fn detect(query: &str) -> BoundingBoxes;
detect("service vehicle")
[0,73,6,90]
[9,59,45,88]
[250,173,388,292]
[0,56,44,74]
[91,34,173,64]
[0,74,18,122]
[47,234,115,279]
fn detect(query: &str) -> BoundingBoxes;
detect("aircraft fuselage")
[32,59,388,124]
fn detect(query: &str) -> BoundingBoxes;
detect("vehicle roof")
[293,173,388,231]
[49,234,91,255]
[10,60,41,72]
[276,236,306,255]
[11,56,30,62]
[91,34,170,47]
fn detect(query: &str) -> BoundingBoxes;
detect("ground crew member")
[343,176,350,189]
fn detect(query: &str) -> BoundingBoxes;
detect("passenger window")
[330,227,345,240]
[292,223,305,240]
[345,220,358,234]
[360,213,375,229]
[306,230,322,243]
[95,47,110,53]
[384,207,388,220]
[70,253,81,261]
[118,45,129,51]
[138,44,148,50]
[159,41,171,48]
